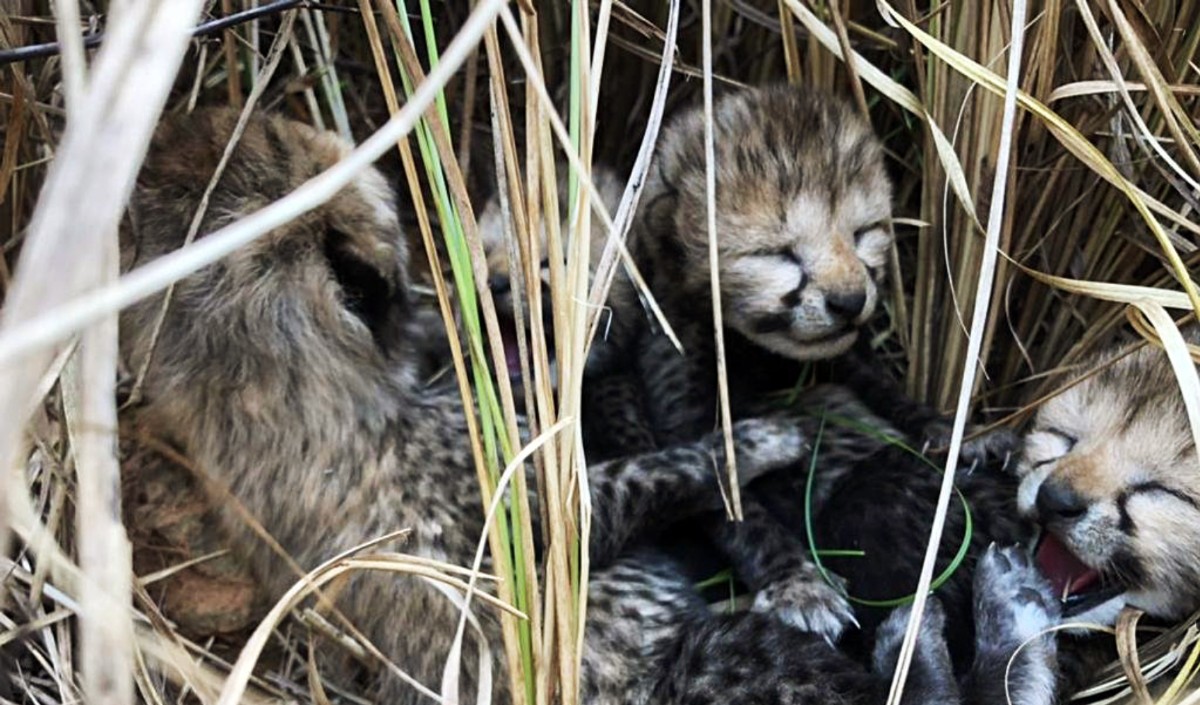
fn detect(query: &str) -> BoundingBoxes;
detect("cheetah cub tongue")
[1035,533,1123,618]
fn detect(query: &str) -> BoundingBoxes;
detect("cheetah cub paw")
[752,568,855,643]
[971,544,1059,705]
[922,420,1020,475]
[722,416,810,485]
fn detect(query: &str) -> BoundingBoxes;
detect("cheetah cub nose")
[1036,480,1088,522]
[824,290,868,321]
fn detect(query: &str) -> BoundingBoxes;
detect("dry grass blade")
[61,234,131,705]
[699,0,740,520]
[1117,608,1154,705]
[442,419,569,705]
[216,540,524,705]
[495,4,682,354]
[886,0,1027,701]
[872,0,1200,319]
[1072,0,1200,196]
[1101,0,1200,182]
[784,0,982,230]
[1128,304,1200,451]
[584,0,679,354]
[1048,80,1200,102]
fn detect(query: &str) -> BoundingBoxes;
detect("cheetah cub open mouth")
[1034,533,1125,619]
[1017,331,1200,624]
[478,164,626,389]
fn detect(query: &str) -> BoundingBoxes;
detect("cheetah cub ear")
[642,85,894,361]
[119,108,416,409]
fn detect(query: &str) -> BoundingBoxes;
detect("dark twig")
[0,0,360,66]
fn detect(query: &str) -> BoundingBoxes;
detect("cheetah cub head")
[477,164,628,384]
[120,109,415,428]
[643,85,893,360]
[1017,331,1200,624]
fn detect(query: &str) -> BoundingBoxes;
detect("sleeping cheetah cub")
[1018,329,1200,696]
[120,108,829,703]
[476,87,1052,693]
[619,85,896,640]
[627,85,894,442]
[474,168,1059,705]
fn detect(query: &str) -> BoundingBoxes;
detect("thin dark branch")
[0,0,360,66]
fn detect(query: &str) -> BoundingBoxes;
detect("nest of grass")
[1,0,1199,703]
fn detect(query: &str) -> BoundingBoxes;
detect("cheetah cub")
[620,85,896,640]
[119,108,818,703]
[1018,328,1200,697]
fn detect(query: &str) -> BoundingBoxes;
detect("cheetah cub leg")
[962,544,1060,705]
[871,598,961,705]
[587,415,810,567]
[711,499,855,642]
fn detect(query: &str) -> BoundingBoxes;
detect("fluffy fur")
[591,84,1056,702]
[595,86,900,645]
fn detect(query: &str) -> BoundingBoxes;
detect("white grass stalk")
[0,0,505,369]
[0,7,204,701]
[52,0,86,109]
[700,0,741,519]
[61,230,132,705]
[885,0,1027,701]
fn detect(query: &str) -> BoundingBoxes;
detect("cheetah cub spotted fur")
[623,85,896,640]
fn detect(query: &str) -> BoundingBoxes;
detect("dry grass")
[0,0,1198,703]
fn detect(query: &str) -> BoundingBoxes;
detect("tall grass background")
[0,0,1198,703]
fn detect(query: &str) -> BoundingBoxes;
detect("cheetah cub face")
[646,86,893,360]
[478,165,628,383]
[1017,332,1200,624]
